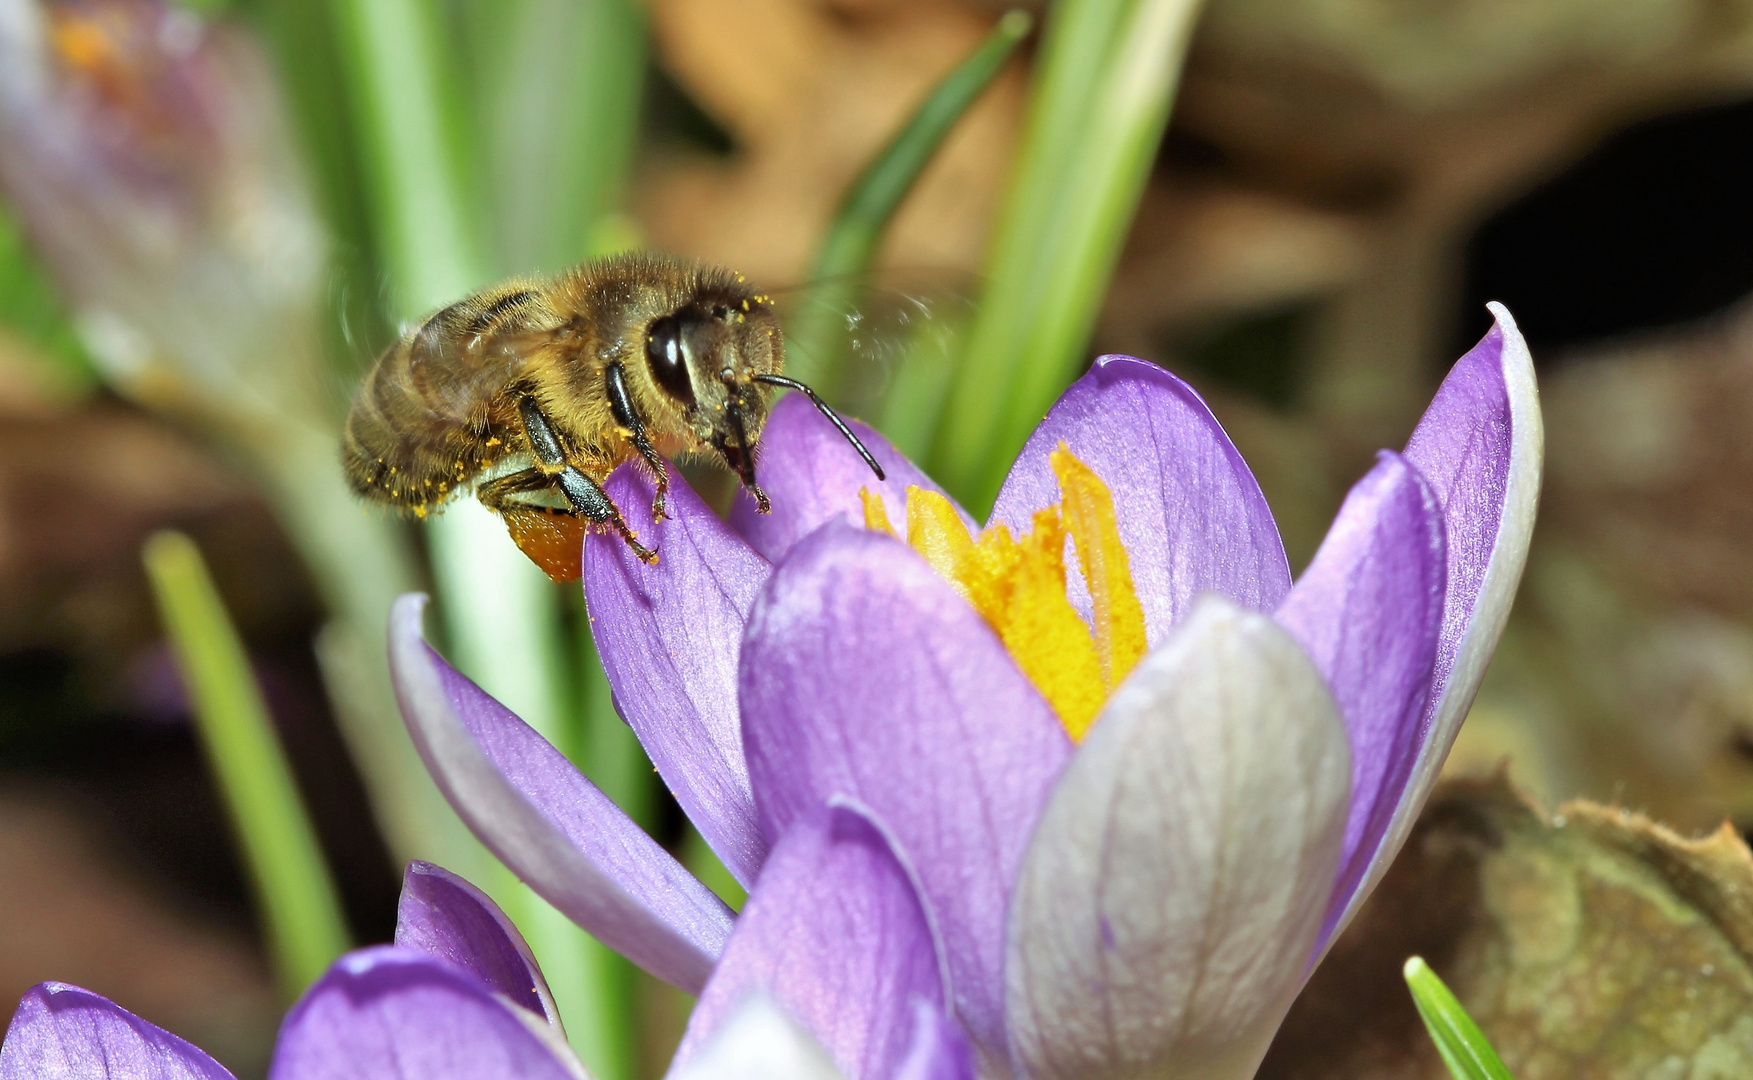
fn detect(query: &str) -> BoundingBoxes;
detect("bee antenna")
[753,374,886,481]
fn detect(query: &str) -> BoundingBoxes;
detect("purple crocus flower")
[389,305,1540,1078]
[2,854,972,1079]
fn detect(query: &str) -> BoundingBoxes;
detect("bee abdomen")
[342,289,541,513]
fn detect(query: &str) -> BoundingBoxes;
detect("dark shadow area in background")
[1459,95,1753,361]
[0,624,400,949]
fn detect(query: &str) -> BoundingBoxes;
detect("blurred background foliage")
[5,0,1753,1077]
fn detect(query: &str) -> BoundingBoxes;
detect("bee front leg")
[604,362,671,522]
[518,397,656,564]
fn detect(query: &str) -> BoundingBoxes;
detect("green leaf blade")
[788,9,1033,391]
[928,0,1207,514]
[1404,956,1517,1080]
[143,531,352,1000]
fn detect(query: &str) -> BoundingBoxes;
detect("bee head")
[640,295,781,496]
[638,283,882,511]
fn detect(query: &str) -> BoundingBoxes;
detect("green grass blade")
[472,0,647,274]
[1404,957,1517,1080]
[326,0,480,311]
[142,532,351,1000]
[788,10,1033,390]
[928,0,1207,512]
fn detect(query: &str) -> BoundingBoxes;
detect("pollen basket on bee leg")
[498,506,589,582]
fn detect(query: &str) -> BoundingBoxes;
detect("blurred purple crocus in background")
[0,0,326,418]
[389,304,1540,1078]
[2,857,971,1079]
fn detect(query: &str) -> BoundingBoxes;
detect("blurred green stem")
[929,0,1207,512]
[327,0,478,312]
[244,420,467,870]
[143,531,351,1001]
[326,0,642,1069]
[787,9,1033,393]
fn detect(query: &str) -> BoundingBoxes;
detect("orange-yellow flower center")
[861,445,1146,741]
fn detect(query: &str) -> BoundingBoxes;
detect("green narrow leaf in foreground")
[142,532,351,1000]
[1404,956,1516,1080]
[930,0,1207,513]
[787,9,1033,391]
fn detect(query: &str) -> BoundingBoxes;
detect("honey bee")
[343,252,884,580]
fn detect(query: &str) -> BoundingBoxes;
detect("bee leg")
[604,362,671,522]
[518,397,657,564]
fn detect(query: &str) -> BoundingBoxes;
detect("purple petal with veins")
[1274,453,1445,947]
[585,464,771,887]
[729,393,968,561]
[672,803,944,1080]
[1326,302,1543,941]
[391,594,733,992]
[892,1000,975,1080]
[395,861,559,1029]
[269,948,581,1080]
[991,355,1290,641]
[739,523,1069,1060]
[1,982,234,1080]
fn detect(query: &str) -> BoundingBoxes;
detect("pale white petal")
[1004,597,1350,1080]
[669,996,846,1080]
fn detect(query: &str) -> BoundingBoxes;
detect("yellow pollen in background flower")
[859,456,1142,742]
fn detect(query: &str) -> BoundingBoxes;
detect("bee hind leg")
[605,362,671,522]
[516,397,657,564]
[554,467,657,564]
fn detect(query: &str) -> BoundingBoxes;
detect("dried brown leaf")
[1261,774,1753,1080]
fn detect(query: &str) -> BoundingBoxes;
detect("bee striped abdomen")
[342,284,556,515]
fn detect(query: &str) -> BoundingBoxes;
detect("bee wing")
[399,298,570,423]
[770,270,978,417]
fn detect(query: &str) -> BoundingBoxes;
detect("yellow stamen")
[868,456,1141,742]
[860,486,897,538]
[1051,445,1147,691]
[905,488,976,596]
[967,508,1107,739]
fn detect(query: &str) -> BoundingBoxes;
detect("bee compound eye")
[644,315,697,407]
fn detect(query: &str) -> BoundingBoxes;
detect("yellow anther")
[1051,444,1146,692]
[860,487,897,538]
[877,469,1136,742]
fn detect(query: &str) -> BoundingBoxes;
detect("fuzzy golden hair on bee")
[342,251,883,579]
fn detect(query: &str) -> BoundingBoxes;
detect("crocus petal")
[395,861,560,1030]
[270,948,583,1080]
[1005,597,1350,1080]
[1336,302,1543,935]
[1273,452,1445,947]
[584,465,770,887]
[670,997,844,1080]
[390,594,733,993]
[990,355,1291,641]
[892,1001,976,1080]
[673,803,943,1080]
[740,523,1071,1058]
[728,392,966,562]
[1,983,234,1080]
